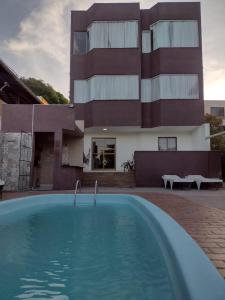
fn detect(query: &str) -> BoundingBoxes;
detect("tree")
[21,77,69,104]
[204,113,225,151]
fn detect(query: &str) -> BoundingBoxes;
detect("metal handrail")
[94,180,98,206]
[74,179,81,207]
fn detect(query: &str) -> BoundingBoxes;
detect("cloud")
[1,0,225,100]
[2,0,76,98]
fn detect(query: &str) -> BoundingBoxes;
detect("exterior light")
[103,128,108,131]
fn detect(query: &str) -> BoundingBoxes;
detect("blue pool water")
[0,194,225,300]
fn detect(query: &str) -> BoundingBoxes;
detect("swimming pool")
[0,194,224,300]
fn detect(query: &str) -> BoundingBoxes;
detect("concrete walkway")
[66,187,225,211]
[2,187,225,210]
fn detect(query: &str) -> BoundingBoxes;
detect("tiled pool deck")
[1,189,225,278]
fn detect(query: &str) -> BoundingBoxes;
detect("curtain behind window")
[151,20,199,50]
[88,21,138,50]
[74,75,139,102]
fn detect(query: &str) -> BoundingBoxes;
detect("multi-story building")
[0,2,222,190]
[70,2,220,186]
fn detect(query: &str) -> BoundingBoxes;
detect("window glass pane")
[74,32,88,54]
[151,75,199,101]
[151,20,199,50]
[167,138,177,151]
[158,137,177,151]
[142,31,151,53]
[158,138,167,151]
[211,107,224,117]
[88,21,138,50]
[92,138,116,170]
[74,75,139,102]
[141,79,151,102]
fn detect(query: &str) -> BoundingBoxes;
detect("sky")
[0,0,225,100]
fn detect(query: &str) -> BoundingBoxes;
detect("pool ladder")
[74,179,81,207]
[94,180,98,206]
[74,179,98,206]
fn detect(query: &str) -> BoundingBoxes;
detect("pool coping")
[1,193,225,300]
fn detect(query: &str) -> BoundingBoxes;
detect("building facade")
[0,2,222,190]
[70,2,221,186]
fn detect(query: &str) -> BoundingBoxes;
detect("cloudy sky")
[0,0,225,100]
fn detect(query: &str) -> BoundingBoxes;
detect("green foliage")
[204,113,225,151]
[21,77,69,104]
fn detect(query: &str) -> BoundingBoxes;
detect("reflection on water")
[0,204,176,300]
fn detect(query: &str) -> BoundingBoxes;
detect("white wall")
[191,123,210,151]
[83,126,209,172]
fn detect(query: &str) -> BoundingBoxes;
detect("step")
[82,172,135,188]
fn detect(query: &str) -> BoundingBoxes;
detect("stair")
[82,172,136,188]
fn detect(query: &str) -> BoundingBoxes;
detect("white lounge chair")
[185,175,223,190]
[162,175,194,190]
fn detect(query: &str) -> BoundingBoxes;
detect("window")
[150,20,199,50]
[74,75,139,103]
[88,21,138,50]
[141,79,151,102]
[142,31,151,53]
[158,137,177,151]
[211,107,224,118]
[92,138,116,170]
[141,75,199,102]
[74,32,89,54]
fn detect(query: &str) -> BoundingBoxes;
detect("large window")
[92,138,116,170]
[74,75,139,103]
[73,32,89,54]
[142,31,151,53]
[88,21,138,50]
[150,20,199,50]
[141,74,199,102]
[158,137,177,151]
[211,107,224,118]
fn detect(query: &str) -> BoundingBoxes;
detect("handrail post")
[74,179,81,207]
[94,180,98,206]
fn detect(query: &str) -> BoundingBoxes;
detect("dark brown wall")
[135,151,222,187]
[142,48,202,77]
[75,99,203,128]
[1,104,83,190]
[142,100,204,127]
[75,100,141,128]
[71,49,141,80]
[141,2,201,29]
[71,3,140,31]
[1,104,76,133]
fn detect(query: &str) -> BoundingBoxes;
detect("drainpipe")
[30,105,35,189]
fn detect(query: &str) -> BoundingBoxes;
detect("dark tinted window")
[92,138,116,170]
[158,137,177,151]
[74,32,89,54]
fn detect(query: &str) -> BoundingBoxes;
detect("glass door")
[92,138,116,170]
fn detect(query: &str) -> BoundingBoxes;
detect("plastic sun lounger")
[185,175,223,190]
[162,175,194,190]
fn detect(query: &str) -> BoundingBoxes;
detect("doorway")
[33,132,54,189]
